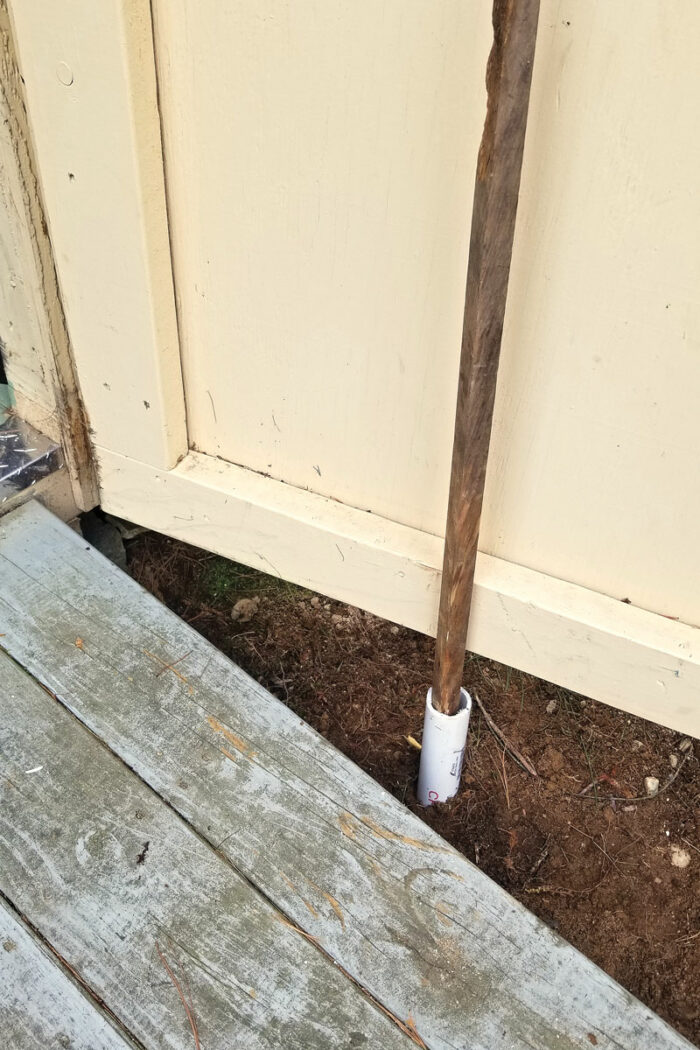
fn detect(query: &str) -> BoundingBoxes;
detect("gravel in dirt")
[128,531,700,1043]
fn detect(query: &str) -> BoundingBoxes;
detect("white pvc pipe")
[417,687,471,806]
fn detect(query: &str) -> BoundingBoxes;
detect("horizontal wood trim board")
[97,448,700,738]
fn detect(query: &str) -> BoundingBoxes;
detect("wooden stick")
[432,0,540,714]
[473,692,538,777]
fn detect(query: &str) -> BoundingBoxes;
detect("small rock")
[545,699,558,715]
[622,805,637,813]
[679,738,693,754]
[310,596,320,608]
[670,754,679,769]
[631,739,644,752]
[644,776,660,797]
[670,845,691,869]
[231,596,260,623]
[390,625,399,635]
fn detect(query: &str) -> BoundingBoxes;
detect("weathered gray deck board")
[0,649,411,1049]
[0,899,136,1050]
[0,501,693,1050]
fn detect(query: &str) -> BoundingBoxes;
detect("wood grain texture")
[0,501,692,1050]
[7,0,186,469]
[6,0,700,633]
[152,0,491,535]
[480,1,700,627]
[0,0,96,511]
[97,449,700,738]
[433,0,540,714]
[0,649,412,1050]
[148,0,700,629]
[0,900,136,1050]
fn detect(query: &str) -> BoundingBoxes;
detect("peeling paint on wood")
[7,0,187,470]
[0,0,96,510]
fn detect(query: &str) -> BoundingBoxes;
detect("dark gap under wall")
[0,338,13,413]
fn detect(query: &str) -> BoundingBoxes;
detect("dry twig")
[571,752,692,804]
[473,692,537,776]
[528,839,550,880]
[156,940,201,1050]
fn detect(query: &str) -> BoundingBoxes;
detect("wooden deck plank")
[0,899,136,1050]
[0,649,412,1050]
[0,501,693,1050]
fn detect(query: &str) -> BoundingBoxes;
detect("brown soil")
[128,531,700,1044]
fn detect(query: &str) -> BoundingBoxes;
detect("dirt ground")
[128,530,700,1044]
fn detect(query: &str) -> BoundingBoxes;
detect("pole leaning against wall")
[418,0,540,805]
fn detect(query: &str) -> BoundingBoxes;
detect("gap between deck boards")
[0,647,416,1050]
[0,647,425,1050]
[0,890,143,1050]
[0,502,692,1050]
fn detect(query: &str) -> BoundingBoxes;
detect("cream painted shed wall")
[6,0,700,737]
[152,0,491,537]
[153,0,700,627]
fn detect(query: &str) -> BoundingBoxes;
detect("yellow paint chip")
[444,870,464,882]
[301,897,319,919]
[323,891,346,930]
[435,901,453,926]
[305,876,346,931]
[358,815,453,854]
[207,715,255,757]
[339,811,357,839]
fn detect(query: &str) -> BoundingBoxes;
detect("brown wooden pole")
[432,0,540,715]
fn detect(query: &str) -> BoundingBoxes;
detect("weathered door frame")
[5,0,700,737]
[0,0,95,515]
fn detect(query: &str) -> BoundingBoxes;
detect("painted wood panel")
[7,0,186,468]
[0,0,96,511]
[482,0,700,626]
[0,648,412,1050]
[153,0,700,627]
[0,501,693,1050]
[152,0,491,534]
[0,0,55,427]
